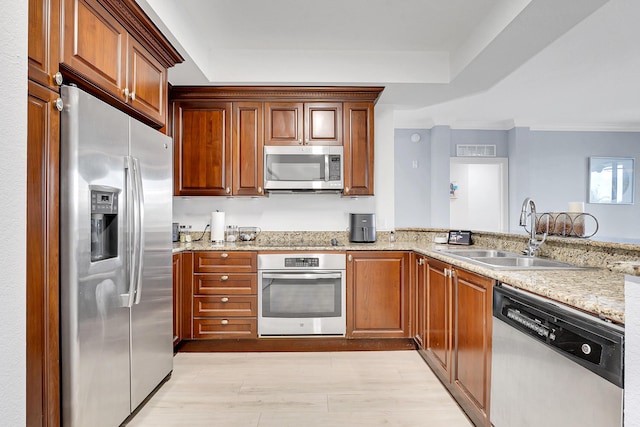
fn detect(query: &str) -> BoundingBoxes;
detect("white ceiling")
[138,0,640,130]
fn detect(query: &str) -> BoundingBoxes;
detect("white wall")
[0,3,27,425]
[173,105,396,234]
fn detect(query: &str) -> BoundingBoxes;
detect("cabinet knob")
[130,91,136,101]
[344,187,350,194]
[221,319,229,325]
[53,72,63,86]
[220,253,229,258]
[258,186,263,193]
[348,254,352,262]
[220,275,229,281]
[54,98,63,112]
[221,297,229,302]
[226,187,231,194]
[418,258,424,266]
[123,87,129,100]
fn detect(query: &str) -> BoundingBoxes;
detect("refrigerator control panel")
[91,190,118,214]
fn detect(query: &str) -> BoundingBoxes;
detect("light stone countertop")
[173,234,628,325]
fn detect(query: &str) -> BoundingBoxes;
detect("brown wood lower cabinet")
[417,257,494,427]
[190,251,258,339]
[452,268,494,427]
[346,251,410,338]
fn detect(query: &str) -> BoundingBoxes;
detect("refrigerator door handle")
[124,156,137,308]
[132,157,145,305]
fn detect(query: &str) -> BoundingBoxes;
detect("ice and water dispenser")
[90,187,119,262]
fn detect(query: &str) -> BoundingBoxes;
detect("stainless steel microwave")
[264,145,343,191]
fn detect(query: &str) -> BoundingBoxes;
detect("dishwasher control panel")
[502,305,603,365]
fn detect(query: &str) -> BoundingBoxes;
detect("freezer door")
[60,85,132,427]
[128,118,174,410]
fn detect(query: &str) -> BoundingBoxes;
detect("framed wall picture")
[589,157,635,204]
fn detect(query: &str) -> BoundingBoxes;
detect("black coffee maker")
[349,213,376,243]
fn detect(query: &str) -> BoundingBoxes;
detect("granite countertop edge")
[173,240,627,325]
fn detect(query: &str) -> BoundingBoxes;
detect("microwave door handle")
[261,273,342,280]
[324,154,330,181]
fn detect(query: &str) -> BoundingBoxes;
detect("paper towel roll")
[568,202,585,213]
[210,211,225,242]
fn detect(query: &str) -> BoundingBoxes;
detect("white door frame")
[450,157,509,232]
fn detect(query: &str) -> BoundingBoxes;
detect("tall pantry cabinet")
[27,0,62,425]
[26,1,182,426]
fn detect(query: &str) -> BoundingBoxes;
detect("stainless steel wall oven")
[258,253,346,336]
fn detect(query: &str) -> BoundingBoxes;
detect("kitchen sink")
[439,249,520,258]
[471,256,582,269]
[438,249,586,270]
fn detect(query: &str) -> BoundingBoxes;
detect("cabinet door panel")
[347,252,409,338]
[304,102,342,145]
[128,36,166,125]
[233,102,264,196]
[174,102,232,195]
[62,0,127,97]
[453,269,493,423]
[343,102,374,195]
[265,102,303,145]
[172,254,182,346]
[426,259,451,379]
[415,255,427,347]
[27,81,61,427]
[29,0,60,90]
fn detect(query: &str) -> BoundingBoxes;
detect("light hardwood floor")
[128,350,473,427]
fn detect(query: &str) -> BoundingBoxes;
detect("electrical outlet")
[412,160,419,168]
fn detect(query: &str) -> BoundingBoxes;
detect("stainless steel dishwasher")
[491,283,624,427]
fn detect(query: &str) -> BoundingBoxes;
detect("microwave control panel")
[329,155,341,181]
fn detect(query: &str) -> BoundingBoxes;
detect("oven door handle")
[261,273,342,280]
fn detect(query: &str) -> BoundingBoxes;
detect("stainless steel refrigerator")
[60,85,173,427]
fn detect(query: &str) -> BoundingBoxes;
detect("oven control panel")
[284,257,320,268]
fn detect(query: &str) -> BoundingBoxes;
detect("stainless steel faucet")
[519,197,547,256]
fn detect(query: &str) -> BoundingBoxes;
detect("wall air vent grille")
[456,144,497,157]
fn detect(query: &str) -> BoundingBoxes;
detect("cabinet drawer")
[193,318,257,339]
[194,273,257,294]
[194,296,257,317]
[194,251,257,273]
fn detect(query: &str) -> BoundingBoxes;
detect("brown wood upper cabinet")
[265,102,342,146]
[343,102,375,196]
[233,102,264,196]
[29,0,61,90]
[171,100,264,197]
[173,101,232,196]
[169,86,382,196]
[61,0,182,128]
[346,251,410,338]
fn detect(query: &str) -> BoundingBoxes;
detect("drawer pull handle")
[221,297,229,302]
[220,253,229,258]
[221,275,229,281]
[221,319,229,325]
